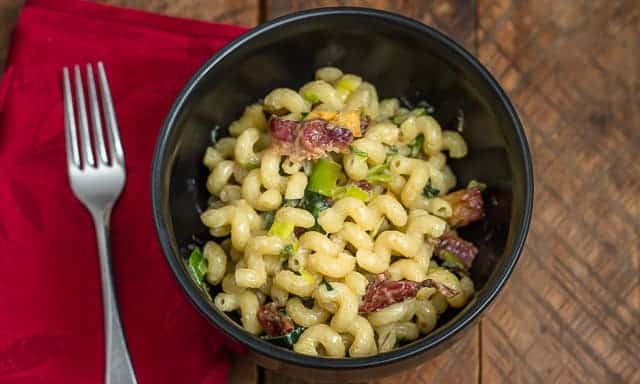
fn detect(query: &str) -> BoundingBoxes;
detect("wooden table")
[1,1,638,383]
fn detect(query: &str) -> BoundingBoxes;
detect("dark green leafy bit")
[261,326,306,349]
[301,190,331,220]
[280,244,295,263]
[386,145,399,156]
[349,145,368,159]
[416,100,435,114]
[392,113,408,126]
[188,247,207,283]
[186,247,212,301]
[300,112,309,119]
[423,178,440,198]
[408,134,424,157]
[323,280,334,291]
[262,211,276,229]
[367,163,392,183]
[301,297,315,308]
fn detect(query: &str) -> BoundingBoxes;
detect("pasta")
[193,67,486,357]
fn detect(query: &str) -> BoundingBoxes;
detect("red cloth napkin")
[0,1,248,383]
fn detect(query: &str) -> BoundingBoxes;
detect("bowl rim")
[152,6,534,369]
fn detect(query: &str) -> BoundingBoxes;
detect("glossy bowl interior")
[152,7,533,381]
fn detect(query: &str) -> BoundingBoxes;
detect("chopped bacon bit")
[293,227,308,237]
[435,234,478,270]
[269,117,298,142]
[358,274,459,313]
[442,187,484,228]
[353,180,373,191]
[269,117,353,161]
[257,302,295,337]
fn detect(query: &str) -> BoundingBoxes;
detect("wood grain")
[0,0,25,74]
[99,0,260,26]
[476,0,640,383]
[265,0,476,50]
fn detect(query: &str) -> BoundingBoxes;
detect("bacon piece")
[257,302,294,337]
[358,274,459,313]
[442,187,484,228]
[269,117,353,161]
[269,117,298,142]
[435,234,478,270]
[353,180,373,191]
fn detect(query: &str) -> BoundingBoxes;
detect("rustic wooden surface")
[1,0,638,383]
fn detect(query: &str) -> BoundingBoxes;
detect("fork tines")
[62,62,124,169]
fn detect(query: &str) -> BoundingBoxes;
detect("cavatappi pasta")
[188,67,486,357]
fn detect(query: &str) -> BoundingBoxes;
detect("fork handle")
[93,210,138,384]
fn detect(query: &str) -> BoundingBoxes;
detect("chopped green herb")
[323,281,334,291]
[416,100,435,114]
[186,247,213,301]
[269,221,295,239]
[262,211,275,229]
[332,184,369,202]
[303,92,320,104]
[244,158,260,170]
[408,134,424,157]
[367,163,392,183]
[261,326,305,349]
[349,145,368,159]
[392,112,409,125]
[300,190,330,219]
[386,145,399,156]
[307,158,342,197]
[300,111,309,119]
[410,107,427,117]
[300,190,329,234]
[279,244,295,263]
[188,247,207,283]
[423,178,440,198]
[440,250,466,271]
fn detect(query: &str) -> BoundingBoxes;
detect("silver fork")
[63,62,137,384]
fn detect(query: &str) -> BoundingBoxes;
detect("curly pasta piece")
[399,115,443,155]
[203,137,236,170]
[273,270,321,298]
[314,282,359,332]
[264,88,311,114]
[203,241,227,285]
[229,104,268,137]
[299,80,343,110]
[235,236,284,289]
[343,316,378,357]
[293,324,346,357]
[242,169,282,211]
[317,197,378,233]
[285,297,330,327]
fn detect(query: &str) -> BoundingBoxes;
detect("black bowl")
[151,7,533,381]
